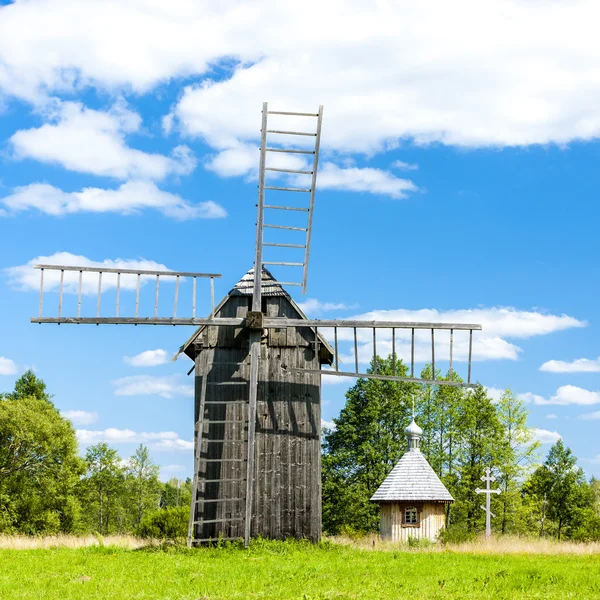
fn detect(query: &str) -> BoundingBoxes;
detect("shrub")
[406,535,433,549]
[137,507,188,540]
[438,525,477,545]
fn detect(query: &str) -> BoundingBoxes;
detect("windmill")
[30,102,483,547]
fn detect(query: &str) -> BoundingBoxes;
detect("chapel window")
[404,506,418,524]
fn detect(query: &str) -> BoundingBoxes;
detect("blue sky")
[1,0,600,481]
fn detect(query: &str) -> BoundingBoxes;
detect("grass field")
[1,537,599,599]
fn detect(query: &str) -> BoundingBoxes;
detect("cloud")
[0,180,226,220]
[62,410,99,425]
[352,308,586,339]
[546,414,558,420]
[311,163,417,199]
[578,410,600,420]
[321,419,336,431]
[165,2,600,153]
[2,3,598,161]
[159,464,186,481]
[297,298,358,316]
[124,349,169,367]
[5,252,173,295]
[76,428,193,451]
[0,357,18,376]
[10,100,196,180]
[324,307,585,366]
[485,387,505,403]
[529,385,600,406]
[532,428,561,445]
[391,161,418,171]
[112,375,193,398]
[540,356,600,373]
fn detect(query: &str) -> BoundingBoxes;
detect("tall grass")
[332,533,600,554]
[0,534,145,550]
[2,533,600,554]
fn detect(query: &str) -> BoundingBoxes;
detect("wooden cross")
[475,467,500,538]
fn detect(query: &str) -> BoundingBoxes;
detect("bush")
[137,507,189,540]
[438,525,477,545]
[406,535,433,549]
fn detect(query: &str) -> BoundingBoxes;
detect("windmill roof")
[176,266,334,363]
[370,449,454,503]
[229,267,287,297]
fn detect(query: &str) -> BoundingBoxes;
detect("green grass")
[0,539,599,599]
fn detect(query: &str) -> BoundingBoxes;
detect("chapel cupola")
[405,417,423,451]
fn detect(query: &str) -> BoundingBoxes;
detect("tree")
[0,373,84,533]
[524,440,586,539]
[126,444,160,527]
[322,355,417,533]
[1,369,52,403]
[83,442,126,534]
[160,478,192,509]
[443,384,503,533]
[494,390,540,534]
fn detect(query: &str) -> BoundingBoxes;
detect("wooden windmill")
[30,102,483,547]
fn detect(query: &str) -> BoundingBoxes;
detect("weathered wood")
[380,502,446,542]
[34,264,221,277]
[191,291,322,544]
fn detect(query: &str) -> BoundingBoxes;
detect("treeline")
[0,371,190,536]
[323,356,600,541]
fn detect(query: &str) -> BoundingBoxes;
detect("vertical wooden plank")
[39,268,44,317]
[116,272,121,318]
[58,269,64,318]
[173,275,179,318]
[77,270,82,318]
[154,274,159,318]
[135,274,140,317]
[245,330,260,547]
[96,272,102,318]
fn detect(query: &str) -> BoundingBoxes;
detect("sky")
[1,0,600,481]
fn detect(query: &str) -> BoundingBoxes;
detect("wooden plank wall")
[379,502,446,542]
[193,295,322,542]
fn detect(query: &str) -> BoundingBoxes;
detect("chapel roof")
[370,418,454,504]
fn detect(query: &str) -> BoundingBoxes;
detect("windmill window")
[404,506,418,525]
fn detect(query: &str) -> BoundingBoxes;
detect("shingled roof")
[176,266,334,363]
[370,419,454,504]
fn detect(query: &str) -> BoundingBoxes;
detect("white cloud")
[76,428,193,451]
[391,161,418,171]
[124,349,169,367]
[159,464,186,481]
[297,298,358,316]
[0,357,18,376]
[546,414,558,420]
[328,307,584,365]
[112,374,193,398]
[2,2,599,154]
[485,387,505,403]
[351,308,586,339]
[540,356,600,373]
[62,410,98,425]
[532,428,562,445]
[531,385,600,406]
[310,163,417,199]
[5,251,172,295]
[578,410,600,420]
[321,419,336,431]
[518,392,547,405]
[10,100,196,180]
[1,180,226,220]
